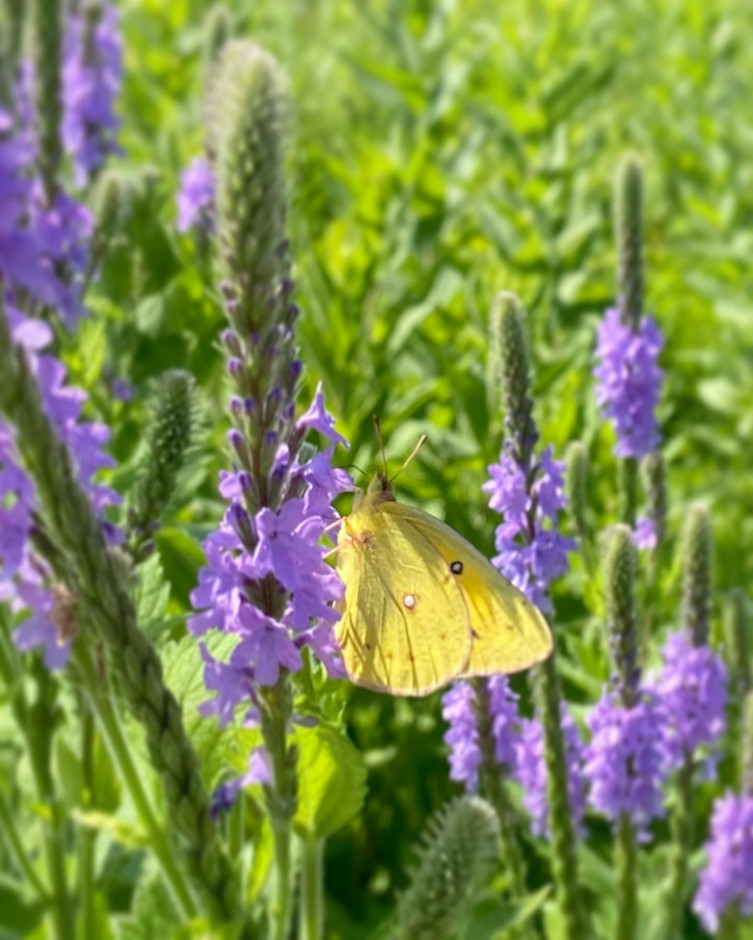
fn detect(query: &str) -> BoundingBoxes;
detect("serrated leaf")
[293,722,367,841]
[160,634,261,788]
[134,553,171,634]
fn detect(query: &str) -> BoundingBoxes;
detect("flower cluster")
[654,630,728,774]
[1,308,119,667]
[189,385,352,724]
[62,1,123,185]
[442,683,482,791]
[442,677,520,793]
[0,105,92,326]
[176,156,215,233]
[584,689,666,834]
[515,706,587,838]
[483,445,576,613]
[693,791,753,931]
[594,307,663,460]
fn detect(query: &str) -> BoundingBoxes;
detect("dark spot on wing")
[450,560,463,575]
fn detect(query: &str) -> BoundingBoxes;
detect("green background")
[61,0,753,935]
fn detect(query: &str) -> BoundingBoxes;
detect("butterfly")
[335,431,553,696]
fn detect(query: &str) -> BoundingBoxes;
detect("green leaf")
[92,731,122,814]
[160,634,261,788]
[463,886,551,939]
[117,869,180,940]
[55,738,83,807]
[0,877,48,934]
[246,814,275,904]
[154,527,206,610]
[133,553,171,639]
[293,721,367,842]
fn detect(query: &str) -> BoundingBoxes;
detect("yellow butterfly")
[335,432,553,696]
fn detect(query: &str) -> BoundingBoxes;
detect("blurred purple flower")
[584,689,666,834]
[176,156,215,233]
[483,444,576,614]
[210,746,273,820]
[0,309,120,668]
[632,516,657,551]
[488,674,520,771]
[62,2,123,185]
[516,705,587,838]
[442,682,482,791]
[693,792,753,932]
[594,307,663,459]
[654,630,728,775]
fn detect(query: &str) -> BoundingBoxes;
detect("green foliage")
[3,1,753,937]
[394,796,500,940]
[127,370,198,559]
[682,504,712,645]
[293,722,367,843]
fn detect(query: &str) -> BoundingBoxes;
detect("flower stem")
[73,644,199,920]
[718,906,741,940]
[660,756,693,938]
[615,813,637,940]
[536,655,589,940]
[0,623,70,935]
[77,704,98,940]
[0,787,49,900]
[299,838,324,940]
[260,676,296,940]
[619,458,638,528]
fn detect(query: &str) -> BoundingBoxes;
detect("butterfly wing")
[336,509,473,696]
[380,502,552,676]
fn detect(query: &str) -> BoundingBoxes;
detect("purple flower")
[0,310,119,668]
[515,706,587,838]
[176,157,215,233]
[442,676,521,792]
[442,682,482,791]
[584,689,667,834]
[297,383,349,449]
[693,791,753,932]
[62,2,123,185]
[488,674,520,771]
[653,631,727,775]
[210,746,273,819]
[594,307,663,459]
[0,110,52,297]
[483,444,576,614]
[632,516,657,551]
[191,387,351,712]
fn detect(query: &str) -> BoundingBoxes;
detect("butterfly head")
[363,471,396,505]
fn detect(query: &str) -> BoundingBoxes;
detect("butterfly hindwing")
[336,508,472,695]
[379,502,552,677]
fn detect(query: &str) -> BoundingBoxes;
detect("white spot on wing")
[403,593,416,609]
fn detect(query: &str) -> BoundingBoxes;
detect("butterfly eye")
[450,561,463,575]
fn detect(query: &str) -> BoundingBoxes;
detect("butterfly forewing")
[336,509,472,696]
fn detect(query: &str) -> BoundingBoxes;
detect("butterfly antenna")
[391,434,427,483]
[373,415,389,477]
